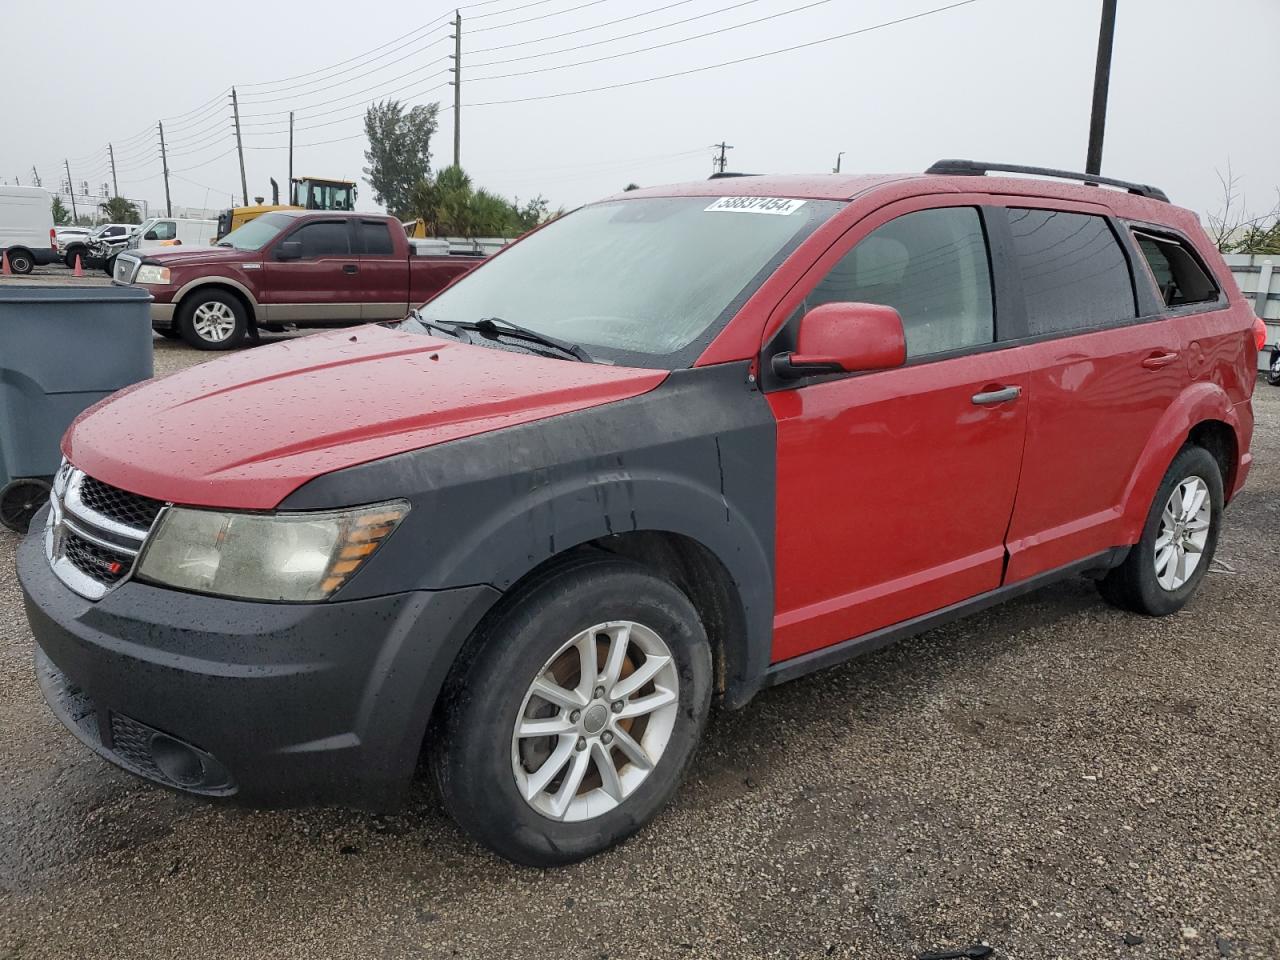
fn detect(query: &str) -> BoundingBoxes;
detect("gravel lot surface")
[1,336,1276,960]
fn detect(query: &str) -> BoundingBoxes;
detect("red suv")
[19,161,1260,866]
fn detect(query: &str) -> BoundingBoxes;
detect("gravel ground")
[0,339,1276,960]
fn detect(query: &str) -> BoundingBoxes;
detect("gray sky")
[5,0,1278,221]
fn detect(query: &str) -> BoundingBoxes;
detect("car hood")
[129,246,246,266]
[64,326,668,509]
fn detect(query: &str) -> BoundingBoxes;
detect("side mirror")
[276,240,302,261]
[773,302,906,379]
[143,230,158,240]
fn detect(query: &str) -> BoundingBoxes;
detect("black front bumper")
[17,516,499,810]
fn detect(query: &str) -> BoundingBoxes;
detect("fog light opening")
[150,734,207,787]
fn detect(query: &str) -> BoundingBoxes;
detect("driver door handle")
[1141,351,1179,369]
[971,385,1021,406]
[342,263,359,274]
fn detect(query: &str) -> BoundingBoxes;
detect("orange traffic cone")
[1,251,9,275]
[73,254,83,277]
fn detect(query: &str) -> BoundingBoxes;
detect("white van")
[125,217,217,252]
[0,185,57,274]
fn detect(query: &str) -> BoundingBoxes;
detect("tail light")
[1255,316,1268,351]
[50,227,58,252]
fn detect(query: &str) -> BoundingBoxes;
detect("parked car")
[63,223,133,268]
[114,210,484,349]
[18,161,1260,867]
[0,185,57,274]
[52,226,91,266]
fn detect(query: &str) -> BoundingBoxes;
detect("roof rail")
[924,159,1169,203]
[707,172,759,179]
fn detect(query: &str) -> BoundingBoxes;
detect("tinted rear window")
[1133,231,1218,307]
[359,220,394,256]
[1007,209,1135,335]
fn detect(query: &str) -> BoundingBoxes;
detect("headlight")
[136,501,409,602]
[134,265,171,284]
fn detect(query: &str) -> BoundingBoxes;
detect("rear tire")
[103,255,116,277]
[5,248,34,274]
[1098,444,1222,616]
[177,290,248,350]
[432,557,712,866]
[1267,352,1280,387]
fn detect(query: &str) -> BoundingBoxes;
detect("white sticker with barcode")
[704,196,807,215]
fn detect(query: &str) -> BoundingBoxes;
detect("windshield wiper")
[456,316,592,362]
[398,309,474,343]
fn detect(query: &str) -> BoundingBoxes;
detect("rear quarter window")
[1132,230,1219,308]
[1007,208,1135,335]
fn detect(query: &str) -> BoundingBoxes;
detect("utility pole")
[713,142,733,175]
[833,151,845,174]
[231,87,248,206]
[158,122,173,217]
[107,143,119,197]
[1085,0,1117,176]
[288,110,294,190]
[64,159,78,222]
[30,166,40,187]
[450,10,462,168]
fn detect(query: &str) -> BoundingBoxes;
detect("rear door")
[995,203,1190,582]
[262,218,364,324]
[768,198,1030,661]
[355,219,409,320]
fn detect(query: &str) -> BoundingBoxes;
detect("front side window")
[415,196,844,368]
[1007,209,1135,335]
[1133,231,1218,307]
[806,207,994,358]
[148,220,176,241]
[292,221,350,258]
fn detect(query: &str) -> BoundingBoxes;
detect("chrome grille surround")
[113,253,141,284]
[44,463,166,600]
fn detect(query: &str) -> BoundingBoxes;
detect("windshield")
[217,212,296,251]
[413,196,842,368]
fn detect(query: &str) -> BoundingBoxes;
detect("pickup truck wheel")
[178,291,247,350]
[64,247,84,268]
[433,557,712,866]
[1098,444,1222,616]
[103,256,116,277]
[5,248,34,274]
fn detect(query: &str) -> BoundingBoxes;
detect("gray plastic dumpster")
[0,286,152,532]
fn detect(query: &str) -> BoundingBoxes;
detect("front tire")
[433,557,712,866]
[1267,352,1280,387]
[1098,444,1222,616]
[177,290,248,350]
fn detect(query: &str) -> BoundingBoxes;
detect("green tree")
[362,99,440,218]
[98,196,141,224]
[51,195,71,224]
[411,167,558,240]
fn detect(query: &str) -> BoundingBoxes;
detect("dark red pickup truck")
[113,210,482,349]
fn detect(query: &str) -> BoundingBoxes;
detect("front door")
[768,201,1029,662]
[262,218,364,324]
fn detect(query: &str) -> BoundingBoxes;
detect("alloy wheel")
[511,620,680,823]
[1154,475,1211,590]
[191,301,236,343]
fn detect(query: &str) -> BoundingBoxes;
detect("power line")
[472,0,612,33]
[466,0,980,105]
[470,0,839,81]
[471,0,762,65]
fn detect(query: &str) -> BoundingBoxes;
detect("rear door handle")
[1142,351,1179,369]
[971,385,1021,406]
[343,264,359,274]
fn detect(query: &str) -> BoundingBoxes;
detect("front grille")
[45,464,161,600]
[62,530,131,585]
[113,255,138,283]
[78,475,163,530]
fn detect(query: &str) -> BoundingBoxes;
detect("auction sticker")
[705,196,806,215]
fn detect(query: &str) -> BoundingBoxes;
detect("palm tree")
[98,196,141,224]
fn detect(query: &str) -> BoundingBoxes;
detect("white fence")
[1223,254,1278,369]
